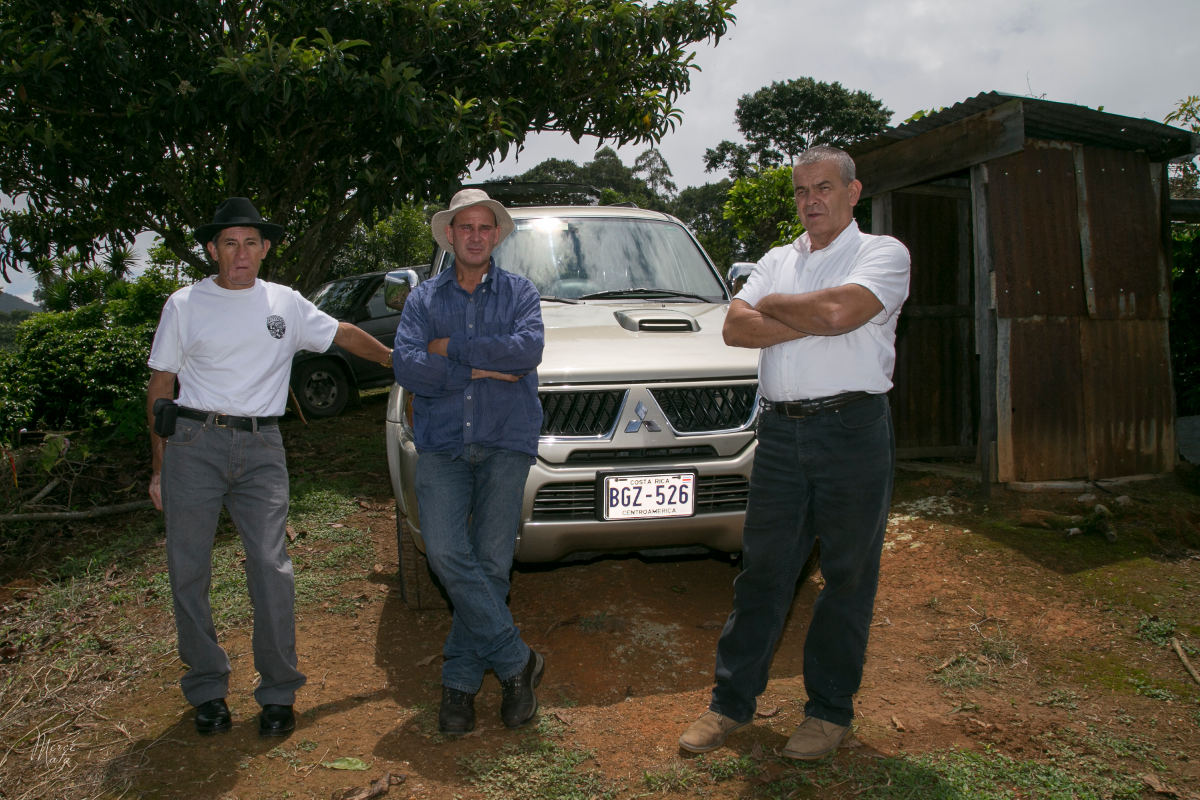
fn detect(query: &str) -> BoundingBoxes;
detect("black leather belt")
[762,391,873,419]
[178,407,279,430]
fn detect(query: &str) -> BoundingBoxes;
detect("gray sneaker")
[782,716,849,760]
[678,710,748,753]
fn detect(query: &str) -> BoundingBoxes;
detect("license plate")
[600,471,696,520]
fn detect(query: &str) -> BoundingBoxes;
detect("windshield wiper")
[539,295,580,304]
[577,287,712,303]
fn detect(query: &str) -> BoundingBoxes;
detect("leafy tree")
[32,247,138,311]
[327,202,433,281]
[704,77,891,174]
[0,0,735,293]
[722,165,804,258]
[509,146,664,208]
[1166,95,1200,204]
[670,178,739,267]
[633,147,677,198]
[1166,94,1200,414]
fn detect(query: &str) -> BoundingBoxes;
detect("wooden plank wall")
[986,141,1174,481]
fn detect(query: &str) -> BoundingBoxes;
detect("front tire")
[293,359,353,418]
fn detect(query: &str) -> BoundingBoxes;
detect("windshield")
[308,276,368,318]
[490,217,728,301]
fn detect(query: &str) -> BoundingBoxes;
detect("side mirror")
[384,268,420,311]
[727,262,756,295]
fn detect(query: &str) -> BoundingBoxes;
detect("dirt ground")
[4,395,1200,799]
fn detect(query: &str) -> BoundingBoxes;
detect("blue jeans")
[162,417,305,707]
[415,445,532,693]
[710,394,894,727]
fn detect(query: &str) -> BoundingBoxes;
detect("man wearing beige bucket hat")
[146,197,393,738]
[392,188,545,735]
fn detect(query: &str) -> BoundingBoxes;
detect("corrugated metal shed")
[852,92,1197,484]
[853,91,1198,163]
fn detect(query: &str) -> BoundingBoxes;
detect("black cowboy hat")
[196,197,285,245]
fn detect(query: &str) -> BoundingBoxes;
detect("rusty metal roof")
[849,91,1199,163]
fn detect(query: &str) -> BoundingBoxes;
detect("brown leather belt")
[762,391,873,419]
[178,407,279,431]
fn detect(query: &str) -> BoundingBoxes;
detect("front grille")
[531,475,750,520]
[540,390,623,436]
[651,385,757,432]
[563,446,717,464]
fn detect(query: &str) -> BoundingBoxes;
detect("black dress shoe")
[194,698,232,735]
[258,704,295,737]
[500,650,544,728]
[438,686,476,735]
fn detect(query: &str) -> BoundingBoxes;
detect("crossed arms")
[722,283,883,349]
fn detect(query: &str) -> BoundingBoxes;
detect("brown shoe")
[782,716,849,760]
[678,710,748,753]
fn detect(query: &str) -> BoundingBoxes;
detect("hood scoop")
[614,309,700,333]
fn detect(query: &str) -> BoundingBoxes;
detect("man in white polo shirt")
[680,145,910,760]
[146,198,393,738]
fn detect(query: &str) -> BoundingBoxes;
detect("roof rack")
[462,181,602,207]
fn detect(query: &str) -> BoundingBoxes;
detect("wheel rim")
[303,369,339,409]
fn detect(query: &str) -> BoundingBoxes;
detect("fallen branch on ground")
[1172,637,1200,686]
[0,500,154,523]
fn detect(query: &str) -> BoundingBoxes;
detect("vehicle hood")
[538,301,759,384]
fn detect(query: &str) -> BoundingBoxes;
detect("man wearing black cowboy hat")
[146,197,393,737]
[392,188,545,735]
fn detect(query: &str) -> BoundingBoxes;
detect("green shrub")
[0,269,181,443]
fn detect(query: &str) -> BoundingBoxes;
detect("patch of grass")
[641,763,701,793]
[460,738,616,800]
[313,541,373,569]
[1084,724,1166,767]
[697,753,760,782]
[293,570,354,607]
[979,628,1021,666]
[761,747,1144,800]
[932,655,985,689]
[1136,615,1177,647]
[289,486,360,534]
[1036,689,1081,710]
[52,518,164,582]
[1126,675,1177,702]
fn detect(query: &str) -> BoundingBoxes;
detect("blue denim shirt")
[392,261,544,458]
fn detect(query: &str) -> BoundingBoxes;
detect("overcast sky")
[4,0,1198,303]
[474,0,1200,188]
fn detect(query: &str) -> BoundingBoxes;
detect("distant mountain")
[0,292,41,313]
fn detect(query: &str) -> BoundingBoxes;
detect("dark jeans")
[710,394,894,727]
[415,445,532,693]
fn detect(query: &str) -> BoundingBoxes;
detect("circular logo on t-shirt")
[266,315,286,339]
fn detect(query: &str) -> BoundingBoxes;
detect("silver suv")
[385,204,760,608]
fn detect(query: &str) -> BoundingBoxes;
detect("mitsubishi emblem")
[624,401,662,433]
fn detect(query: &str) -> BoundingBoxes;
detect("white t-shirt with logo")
[148,277,338,417]
[736,221,910,401]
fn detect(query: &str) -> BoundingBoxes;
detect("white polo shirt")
[736,221,910,402]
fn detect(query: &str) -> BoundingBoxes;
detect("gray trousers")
[161,416,306,707]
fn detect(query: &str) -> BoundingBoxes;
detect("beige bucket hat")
[431,188,515,252]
